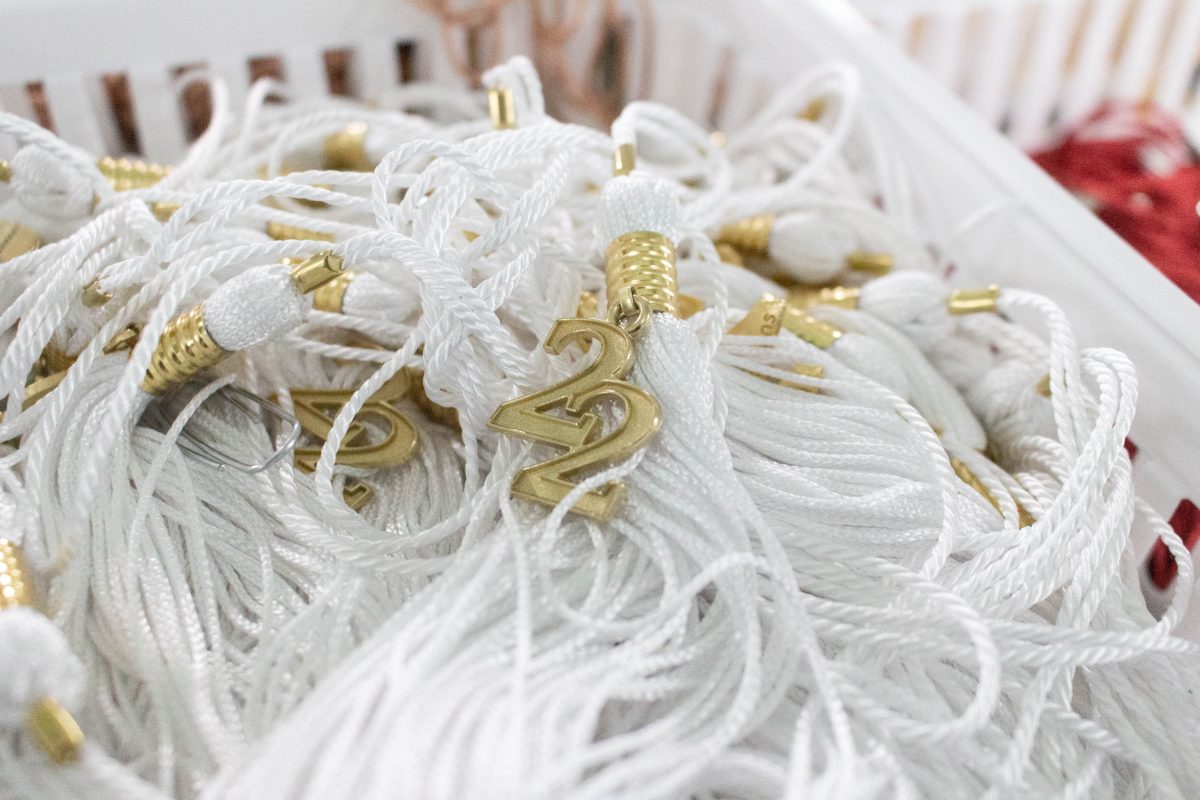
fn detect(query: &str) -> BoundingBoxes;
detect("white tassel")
[0,145,98,242]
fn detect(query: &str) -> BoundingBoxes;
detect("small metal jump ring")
[607,287,653,335]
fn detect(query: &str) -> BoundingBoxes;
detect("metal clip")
[147,380,302,474]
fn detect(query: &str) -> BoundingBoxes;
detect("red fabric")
[1031,103,1200,303]
[1148,500,1200,591]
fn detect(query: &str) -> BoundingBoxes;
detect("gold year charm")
[488,317,661,521]
[291,374,420,510]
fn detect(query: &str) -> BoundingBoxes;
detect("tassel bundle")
[0,53,1195,800]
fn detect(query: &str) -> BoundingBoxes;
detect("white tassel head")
[768,211,858,284]
[598,172,681,244]
[600,172,682,320]
[203,264,307,351]
[9,145,96,220]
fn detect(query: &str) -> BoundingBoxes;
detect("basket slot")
[127,67,189,162]
[654,18,725,123]
[210,58,249,117]
[1009,0,1083,149]
[1154,0,1200,110]
[322,47,355,98]
[98,73,137,154]
[1110,0,1174,100]
[963,6,1025,128]
[247,55,286,90]
[40,75,107,156]
[1059,0,1129,128]
[874,8,917,49]
[0,85,36,157]
[913,10,967,90]
[497,2,534,66]
[714,56,768,134]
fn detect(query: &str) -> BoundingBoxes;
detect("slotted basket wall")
[852,0,1200,148]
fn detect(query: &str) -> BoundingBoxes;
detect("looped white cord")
[721,62,862,219]
[482,55,546,124]
[155,71,233,188]
[9,146,95,219]
[0,113,109,194]
[610,102,732,230]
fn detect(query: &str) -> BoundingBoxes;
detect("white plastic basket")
[851,0,1200,149]
[2,0,1198,627]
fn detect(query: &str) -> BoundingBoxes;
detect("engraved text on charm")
[488,318,661,521]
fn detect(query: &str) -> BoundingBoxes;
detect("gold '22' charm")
[489,318,661,521]
[291,373,420,510]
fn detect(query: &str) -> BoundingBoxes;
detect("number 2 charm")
[488,317,661,521]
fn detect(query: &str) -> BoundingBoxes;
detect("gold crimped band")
[96,156,170,191]
[140,306,228,395]
[948,285,1001,315]
[715,214,774,257]
[0,538,33,609]
[605,230,678,318]
[311,270,356,313]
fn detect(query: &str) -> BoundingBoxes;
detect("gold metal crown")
[0,539,33,609]
[715,214,774,257]
[487,87,516,130]
[311,270,356,313]
[948,285,1001,315]
[845,251,894,276]
[96,156,170,191]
